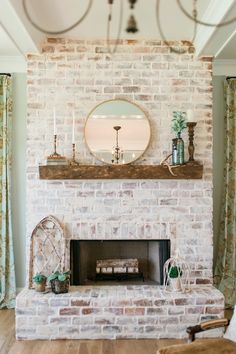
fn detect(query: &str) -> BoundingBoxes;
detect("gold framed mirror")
[85,99,151,165]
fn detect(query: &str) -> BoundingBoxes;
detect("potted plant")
[48,270,70,294]
[32,273,47,292]
[172,111,187,165]
[168,265,183,292]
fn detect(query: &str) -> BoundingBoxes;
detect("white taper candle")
[53,108,56,135]
[72,111,75,144]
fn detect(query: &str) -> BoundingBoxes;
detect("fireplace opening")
[70,240,170,285]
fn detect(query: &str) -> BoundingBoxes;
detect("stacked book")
[47,155,68,166]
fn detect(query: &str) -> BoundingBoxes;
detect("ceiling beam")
[0,0,44,56]
[194,0,236,57]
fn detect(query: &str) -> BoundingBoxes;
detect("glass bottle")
[177,132,184,165]
[172,138,178,165]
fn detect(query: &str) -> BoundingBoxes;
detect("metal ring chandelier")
[22,0,236,54]
[22,0,93,35]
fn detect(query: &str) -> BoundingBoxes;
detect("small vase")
[176,132,184,165]
[34,281,46,292]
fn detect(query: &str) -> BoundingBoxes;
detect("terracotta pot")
[34,281,46,292]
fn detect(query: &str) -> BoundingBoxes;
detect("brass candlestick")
[48,134,63,158]
[187,122,197,161]
[47,134,66,164]
[69,143,79,166]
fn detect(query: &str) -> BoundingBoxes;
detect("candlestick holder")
[69,143,79,166]
[187,122,197,162]
[47,134,67,165]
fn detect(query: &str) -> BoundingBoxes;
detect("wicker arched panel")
[29,215,65,288]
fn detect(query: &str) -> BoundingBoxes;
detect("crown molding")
[194,0,235,57]
[0,0,43,55]
[0,56,26,73]
[213,59,236,76]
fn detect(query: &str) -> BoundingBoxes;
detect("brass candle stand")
[69,143,79,166]
[187,122,197,161]
[50,134,61,158]
[47,134,66,164]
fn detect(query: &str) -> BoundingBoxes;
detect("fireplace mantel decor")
[39,161,203,180]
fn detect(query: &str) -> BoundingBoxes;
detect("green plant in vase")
[172,111,187,165]
[168,265,183,291]
[48,270,70,294]
[32,273,47,292]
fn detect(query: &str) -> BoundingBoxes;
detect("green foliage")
[32,273,46,284]
[168,266,183,278]
[172,111,187,135]
[48,270,70,283]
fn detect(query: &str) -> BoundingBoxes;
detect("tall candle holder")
[187,122,197,162]
[47,134,67,165]
[69,143,79,166]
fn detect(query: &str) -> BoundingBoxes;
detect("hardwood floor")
[0,309,184,354]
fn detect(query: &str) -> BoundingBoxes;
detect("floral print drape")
[0,75,16,308]
[214,78,236,307]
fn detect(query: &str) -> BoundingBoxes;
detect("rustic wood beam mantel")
[39,162,203,180]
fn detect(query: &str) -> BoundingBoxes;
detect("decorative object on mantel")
[160,154,179,177]
[48,270,70,294]
[163,253,191,293]
[172,111,187,165]
[28,215,65,288]
[39,162,203,180]
[69,111,79,166]
[85,99,150,165]
[69,143,79,166]
[187,122,197,161]
[47,109,67,165]
[32,273,47,292]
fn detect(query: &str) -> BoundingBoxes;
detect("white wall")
[212,76,225,268]
[12,73,26,288]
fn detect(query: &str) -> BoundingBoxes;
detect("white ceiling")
[0,0,236,72]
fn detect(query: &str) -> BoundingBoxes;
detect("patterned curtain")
[214,78,236,307]
[0,75,16,308]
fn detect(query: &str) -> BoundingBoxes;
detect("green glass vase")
[176,132,184,165]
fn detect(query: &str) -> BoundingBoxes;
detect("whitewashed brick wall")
[26,38,213,285]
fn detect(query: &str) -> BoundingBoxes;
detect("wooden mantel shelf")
[39,162,203,180]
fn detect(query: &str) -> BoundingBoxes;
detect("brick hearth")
[16,286,224,340]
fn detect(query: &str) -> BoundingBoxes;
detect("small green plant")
[168,266,183,279]
[32,273,47,284]
[172,111,187,135]
[48,270,70,282]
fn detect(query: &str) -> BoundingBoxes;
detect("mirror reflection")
[85,99,150,165]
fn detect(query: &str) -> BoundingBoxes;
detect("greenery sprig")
[168,266,183,278]
[172,111,187,135]
[32,273,47,284]
[48,270,70,282]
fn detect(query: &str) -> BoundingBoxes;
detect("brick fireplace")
[16,38,224,340]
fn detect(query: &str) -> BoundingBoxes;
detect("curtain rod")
[0,73,11,77]
[226,76,236,80]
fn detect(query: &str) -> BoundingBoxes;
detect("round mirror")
[85,99,151,165]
